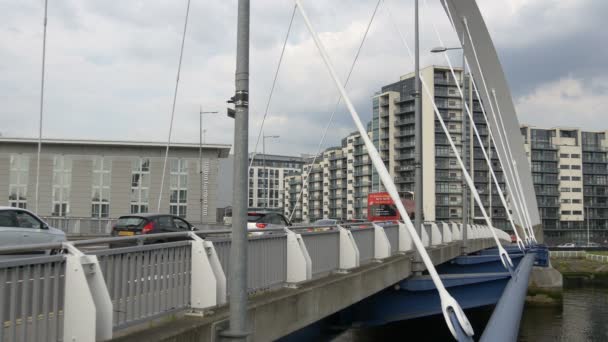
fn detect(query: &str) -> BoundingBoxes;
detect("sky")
[1,0,606,156]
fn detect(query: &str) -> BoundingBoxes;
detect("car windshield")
[247,214,266,222]
[117,217,145,228]
[314,219,336,225]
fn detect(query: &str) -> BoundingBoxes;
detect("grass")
[588,251,608,256]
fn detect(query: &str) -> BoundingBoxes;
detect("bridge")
[0,0,555,340]
[0,221,546,341]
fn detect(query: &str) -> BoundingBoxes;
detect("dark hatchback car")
[110,213,197,247]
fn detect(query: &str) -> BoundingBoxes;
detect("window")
[131,159,150,214]
[571,154,580,158]
[449,89,456,95]
[571,165,581,170]
[573,211,582,215]
[173,217,191,230]
[9,154,29,209]
[572,199,582,204]
[52,156,72,216]
[560,153,569,158]
[560,188,570,192]
[572,188,582,192]
[0,211,15,227]
[561,199,571,203]
[561,211,572,215]
[448,100,456,106]
[560,176,570,181]
[14,211,42,229]
[169,159,188,218]
[560,165,569,169]
[92,157,111,218]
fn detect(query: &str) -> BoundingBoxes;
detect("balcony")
[434,78,458,86]
[395,153,414,161]
[395,118,415,126]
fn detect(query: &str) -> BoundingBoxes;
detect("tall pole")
[225,0,249,339]
[35,0,49,214]
[414,0,423,238]
[199,107,203,224]
[199,108,218,225]
[460,41,468,254]
[263,135,267,208]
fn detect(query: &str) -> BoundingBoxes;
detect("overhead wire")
[248,5,297,171]
[422,0,526,250]
[157,0,192,211]
[294,1,474,338]
[454,10,537,242]
[288,0,382,222]
[384,0,513,269]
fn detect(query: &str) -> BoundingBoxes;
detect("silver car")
[0,207,66,249]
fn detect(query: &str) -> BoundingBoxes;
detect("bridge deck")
[112,239,496,342]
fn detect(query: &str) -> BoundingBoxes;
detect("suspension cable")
[248,5,297,171]
[456,12,536,243]
[444,0,532,243]
[491,89,538,242]
[157,0,191,211]
[288,0,382,222]
[295,1,474,339]
[35,0,49,213]
[423,0,525,250]
[386,1,513,270]
[466,61,531,244]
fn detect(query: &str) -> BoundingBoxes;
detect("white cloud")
[516,76,608,131]
[0,0,605,156]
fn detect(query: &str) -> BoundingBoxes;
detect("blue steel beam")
[480,253,535,342]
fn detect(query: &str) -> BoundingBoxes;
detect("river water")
[519,282,608,341]
[343,281,608,341]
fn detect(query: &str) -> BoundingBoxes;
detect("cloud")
[0,0,605,156]
[516,76,608,131]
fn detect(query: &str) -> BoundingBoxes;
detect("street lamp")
[430,46,463,53]
[263,134,280,209]
[199,107,218,224]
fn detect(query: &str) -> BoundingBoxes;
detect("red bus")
[367,192,415,222]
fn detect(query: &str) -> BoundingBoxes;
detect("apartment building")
[521,126,608,243]
[284,131,372,223]
[284,65,509,227]
[248,153,306,210]
[0,138,231,223]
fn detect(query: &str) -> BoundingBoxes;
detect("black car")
[110,213,196,247]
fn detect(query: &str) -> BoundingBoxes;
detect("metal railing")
[41,216,117,236]
[0,255,65,342]
[0,222,506,341]
[550,250,608,263]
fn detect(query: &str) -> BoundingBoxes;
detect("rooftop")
[0,137,232,157]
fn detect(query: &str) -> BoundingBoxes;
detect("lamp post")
[199,107,218,224]
[263,134,279,209]
[431,45,469,253]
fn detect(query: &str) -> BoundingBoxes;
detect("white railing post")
[372,223,391,260]
[430,222,442,246]
[62,243,113,341]
[441,222,453,243]
[398,222,413,253]
[189,232,226,310]
[422,223,430,247]
[452,223,462,240]
[285,228,312,285]
[338,225,360,272]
